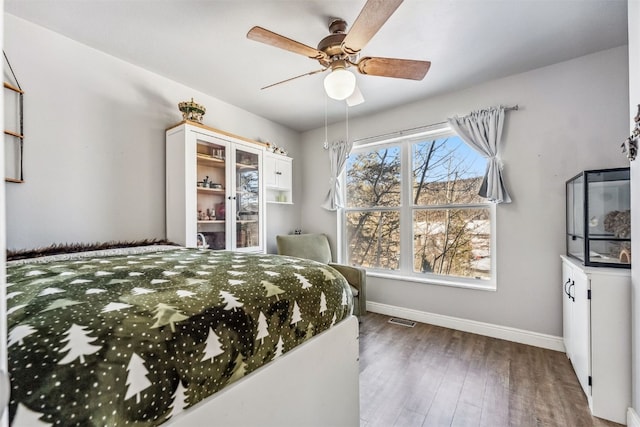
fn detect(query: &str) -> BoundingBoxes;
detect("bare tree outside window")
[343,134,492,282]
[345,146,401,270]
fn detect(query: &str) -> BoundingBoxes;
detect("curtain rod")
[351,104,519,145]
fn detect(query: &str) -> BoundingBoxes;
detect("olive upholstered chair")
[276,233,366,318]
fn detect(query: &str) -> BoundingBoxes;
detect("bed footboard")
[167,315,360,427]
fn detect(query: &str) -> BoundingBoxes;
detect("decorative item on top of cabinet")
[561,255,630,424]
[264,151,293,204]
[178,98,206,124]
[166,121,266,252]
[3,51,24,183]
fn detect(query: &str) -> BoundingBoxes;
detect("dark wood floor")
[358,313,623,427]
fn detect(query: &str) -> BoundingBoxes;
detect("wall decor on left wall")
[3,51,24,183]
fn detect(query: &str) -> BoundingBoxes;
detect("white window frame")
[338,125,497,291]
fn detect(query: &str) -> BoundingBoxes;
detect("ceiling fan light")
[324,68,356,100]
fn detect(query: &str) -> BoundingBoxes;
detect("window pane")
[346,146,401,208]
[412,137,486,205]
[413,208,491,279]
[346,210,400,270]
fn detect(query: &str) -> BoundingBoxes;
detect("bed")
[5,245,360,426]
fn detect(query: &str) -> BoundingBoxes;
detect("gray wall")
[628,0,640,418]
[3,14,302,251]
[300,46,629,337]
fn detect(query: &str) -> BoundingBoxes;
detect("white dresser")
[561,255,631,424]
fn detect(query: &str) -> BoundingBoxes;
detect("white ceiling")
[4,0,628,132]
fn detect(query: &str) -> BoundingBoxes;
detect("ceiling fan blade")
[261,68,328,90]
[357,57,431,80]
[346,84,365,106]
[247,26,327,60]
[341,0,404,55]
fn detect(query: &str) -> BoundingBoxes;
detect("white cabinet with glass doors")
[166,122,265,252]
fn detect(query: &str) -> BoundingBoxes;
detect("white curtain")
[322,139,353,211]
[447,106,512,204]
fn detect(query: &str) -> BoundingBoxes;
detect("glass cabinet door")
[234,146,261,250]
[195,140,228,250]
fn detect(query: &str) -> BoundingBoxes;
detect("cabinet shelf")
[236,163,258,170]
[4,76,25,183]
[198,220,225,224]
[197,187,225,194]
[197,153,225,167]
[267,200,294,205]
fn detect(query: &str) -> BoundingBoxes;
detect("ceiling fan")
[246,0,431,106]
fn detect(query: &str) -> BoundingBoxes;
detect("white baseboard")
[367,301,565,352]
[629,407,640,427]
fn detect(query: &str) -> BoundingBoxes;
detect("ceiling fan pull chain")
[323,94,329,150]
[345,102,349,145]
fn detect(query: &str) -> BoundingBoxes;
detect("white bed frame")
[168,315,360,427]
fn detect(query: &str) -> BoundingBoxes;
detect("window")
[342,127,495,289]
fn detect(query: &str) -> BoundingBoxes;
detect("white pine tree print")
[131,287,155,295]
[37,287,65,296]
[319,292,328,313]
[220,291,243,311]
[201,328,224,361]
[8,324,37,347]
[341,289,347,305]
[167,380,188,419]
[107,279,131,285]
[162,271,181,276]
[40,299,82,313]
[228,279,245,286]
[151,303,189,332]
[331,313,337,326]
[274,336,284,358]
[321,268,336,280]
[262,281,284,300]
[12,403,51,426]
[102,302,133,313]
[305,322,314,340]
[7,304,27,315]
[95,271,113,276]
[25,270,46,277]
[290,301,302,325]
[226,354,247,385]
[86,288,107,295]
[6,291,23,299]
[176,290,195,298]
[125,352,152,403]
[256,312,269,343]
[57,271,75,276]
[58,324,101,365]
[294,273,313,289]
